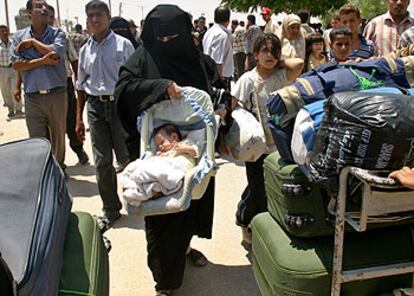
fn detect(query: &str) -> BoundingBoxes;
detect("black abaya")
[114,5,216,291]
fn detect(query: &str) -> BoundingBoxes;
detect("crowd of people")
[1,0,414,295]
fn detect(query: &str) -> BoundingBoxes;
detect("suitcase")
[0,138,72,295]
[264,151,333,237]
[251,212,414,296]
[59,212,109,296]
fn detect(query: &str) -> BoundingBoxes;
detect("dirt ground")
[0,97,260,296]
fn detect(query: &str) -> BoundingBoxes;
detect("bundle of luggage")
[0,139,109,296]
[251,57,414,296]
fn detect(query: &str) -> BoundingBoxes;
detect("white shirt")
[203,23,234,78]
[232,68,289,153]
[264,19,279,35]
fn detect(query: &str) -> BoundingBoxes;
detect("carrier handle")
[348,167,402,189]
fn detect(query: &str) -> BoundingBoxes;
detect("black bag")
[267,58,411,162]
[310,92,414,192]
[0,253,16,296]
[0,138,72,295]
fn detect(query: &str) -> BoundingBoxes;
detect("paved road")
[0,99,260,296]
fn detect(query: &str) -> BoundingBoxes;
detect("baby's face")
[154,131,178,153]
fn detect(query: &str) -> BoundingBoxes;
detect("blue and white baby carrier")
[125,87,217,216]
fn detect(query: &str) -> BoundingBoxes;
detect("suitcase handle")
[281,183,312,196]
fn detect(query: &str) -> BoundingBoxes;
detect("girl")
[304,32,328,72]
[231,33,304,245]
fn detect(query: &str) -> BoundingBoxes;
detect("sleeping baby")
[121,123,199,206]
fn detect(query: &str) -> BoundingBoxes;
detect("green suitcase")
[264,151,333,237]
[58,212,110,296]
[251,212,414,296]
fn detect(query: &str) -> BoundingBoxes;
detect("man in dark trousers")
[76,0,134,230]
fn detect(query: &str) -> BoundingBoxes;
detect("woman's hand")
[389,167,414,190]
[167,82,181,101]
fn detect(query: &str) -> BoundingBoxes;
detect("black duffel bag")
[309,92,414,193]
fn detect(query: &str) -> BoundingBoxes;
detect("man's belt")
[29,87,65,95]
[88,95,115,102]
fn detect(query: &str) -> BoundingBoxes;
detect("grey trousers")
[25,88,67,168]
[0,67,22,113]
[87,96,129,215]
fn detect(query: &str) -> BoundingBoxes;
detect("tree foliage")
[221,0,347,17]
[350,0,388,21]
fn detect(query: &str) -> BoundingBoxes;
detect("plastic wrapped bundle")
[309,92,414,193]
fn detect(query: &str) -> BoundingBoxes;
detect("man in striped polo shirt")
[364,0,414,56]
[338,3,376,61]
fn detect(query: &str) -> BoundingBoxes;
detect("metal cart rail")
[331,167,414,296]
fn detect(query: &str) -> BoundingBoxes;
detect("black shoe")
[6,111,15,121]
[15,111,25,118]
[96,212,122,234]
[77,150,89,165]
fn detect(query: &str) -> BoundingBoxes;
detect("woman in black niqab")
[109,16,139,49]
[114,5,217,296]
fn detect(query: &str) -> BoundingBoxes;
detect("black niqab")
[109,16,139,49]
[141,5,208,91]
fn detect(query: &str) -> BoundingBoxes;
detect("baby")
[122,123,199,206]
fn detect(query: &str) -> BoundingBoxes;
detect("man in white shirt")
[202,6,234,90]
[261,7,279,35]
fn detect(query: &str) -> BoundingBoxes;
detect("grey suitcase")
[0,138,72,295]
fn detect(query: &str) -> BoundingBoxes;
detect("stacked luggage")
[251,58,414,296]
[0,139,109,296]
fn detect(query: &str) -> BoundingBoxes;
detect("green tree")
[350,0,388,21]
[221,0,347,17]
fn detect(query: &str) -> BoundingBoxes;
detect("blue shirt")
[76,30,135,96]
[10,26,67,93]
[330,34,376,61]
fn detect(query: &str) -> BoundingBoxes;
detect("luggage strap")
[59,290,95,296]
[401,56,414,88]
[349,67,384,90]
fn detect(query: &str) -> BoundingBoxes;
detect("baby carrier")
[125,87,217,216]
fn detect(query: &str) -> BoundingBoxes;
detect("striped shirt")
[363,11,414,56]
[0,39,11,67]
[399,26,414,47]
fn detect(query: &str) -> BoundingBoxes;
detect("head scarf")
[109,16,139,48]
[140,5,208,91]
[280,14,306,59]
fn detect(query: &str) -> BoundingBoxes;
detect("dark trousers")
[233,52,246,80]
[236,154,268,226]
[87,96,129,215]
[66,78,83,154]
[246,53,257,71]
[146,178,215,291]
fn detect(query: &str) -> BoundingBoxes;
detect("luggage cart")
[331,167,414,296]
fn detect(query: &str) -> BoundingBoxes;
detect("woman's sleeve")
[115,48,171,123]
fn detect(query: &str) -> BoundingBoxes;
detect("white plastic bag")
[224,107,267,162]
